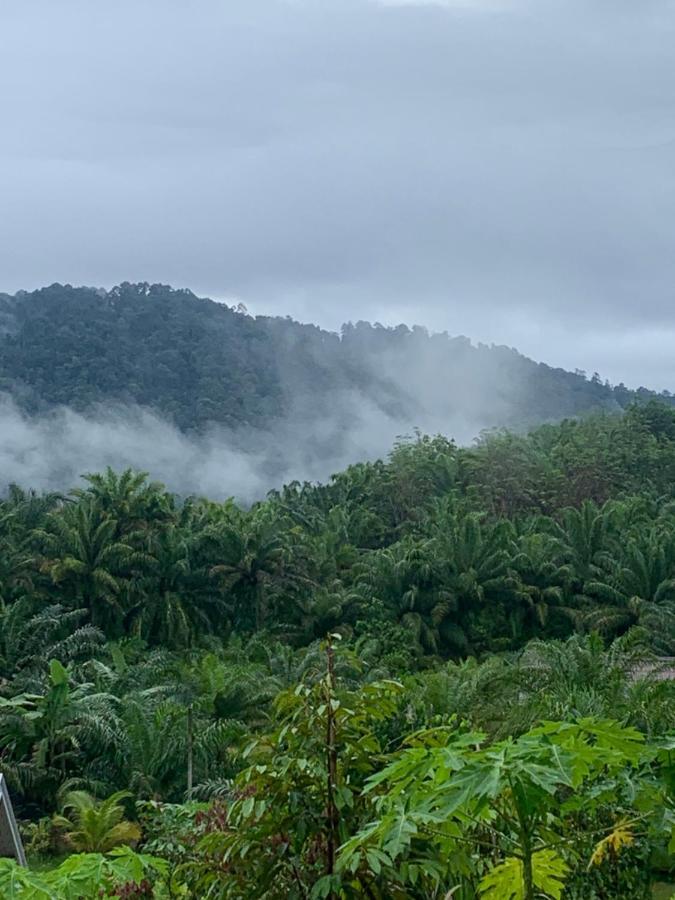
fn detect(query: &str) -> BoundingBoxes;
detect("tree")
[127,518,220,647]
[339,719,662,900]
[0,601,104,683]
[53,790,141,853]
[35,497,149,637]
[0,659,122,813]
[181,640,403,899]
[208,506,287,631]
[583,527,675,651]
[355,537,455,656]
[508,532,572,643]
[552,499,615,587]
[74,467,172,536]
[115,697,187,802]
[430,512,519,654]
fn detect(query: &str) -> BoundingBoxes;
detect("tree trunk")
[522,838,534,900]
[186,704,194,801]
[325,639,338,895]
[512,782,535,900]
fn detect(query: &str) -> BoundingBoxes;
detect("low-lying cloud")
[0,392,485,501]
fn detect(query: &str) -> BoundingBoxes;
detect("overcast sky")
[2,0,675,389]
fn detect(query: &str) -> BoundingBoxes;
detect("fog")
[0,391,487,502]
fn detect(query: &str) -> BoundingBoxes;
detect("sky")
[2,0,675,390]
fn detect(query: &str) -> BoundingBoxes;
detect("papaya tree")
[338,718,670,899]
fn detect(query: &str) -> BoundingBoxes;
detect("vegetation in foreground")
[1,401,675,897]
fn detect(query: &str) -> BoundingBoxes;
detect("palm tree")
[430,512,519,654]
[1,483,62,533]
[582,527,675,651]
[280,583,360,644]
[53,790,140,852]
[515,632,675,735]
[0,532,35,608]
[127,520,220,647]
[73,467,171,537]
[0,659,122,813]
[207,507,286,631]
[35,497,149,636]
[115,688,248,802]
[115,697,186,800]
[508,532,573,643]
[551,500,616,587]
[0,486,55,607]
[356,537,454,655]
[0,600,104,683]
[179,651,280,796]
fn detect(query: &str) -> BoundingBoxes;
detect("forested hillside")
[1,403,674,897]
[0,282,672,433]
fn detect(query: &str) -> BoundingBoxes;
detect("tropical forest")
[1,397,674,898]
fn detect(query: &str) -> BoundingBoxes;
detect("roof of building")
[0,774,26,866]
[629,657,675,682]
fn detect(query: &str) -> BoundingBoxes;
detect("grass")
[653,883,675,899]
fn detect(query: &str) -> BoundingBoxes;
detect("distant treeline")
[0,281,672,433]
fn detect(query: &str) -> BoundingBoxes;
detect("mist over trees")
[0,282,672,499]
[1,282,668,433]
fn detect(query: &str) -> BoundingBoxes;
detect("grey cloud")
[1,0,675,389]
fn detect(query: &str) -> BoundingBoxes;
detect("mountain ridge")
[0,282,671,439]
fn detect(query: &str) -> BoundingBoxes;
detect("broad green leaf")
[479,850,568,900]
[49,658,69,686]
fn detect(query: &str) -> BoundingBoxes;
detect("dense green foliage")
[1,402,675,896]
[1,282,673,432]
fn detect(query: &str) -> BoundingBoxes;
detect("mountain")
[0,281,671,436]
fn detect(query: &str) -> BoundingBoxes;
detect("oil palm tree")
[207,507,286,631]
[53,789,140,852]
[115,697,186,800]
[127,520,220,647]
[0,600,104,684]
[0,659,122,812]
[430,512,519,653]
[356,537,455,655]
[73,467,171,536]
[551,500,617,587]
[515,632,675,734]
[0,487,53,606]
[35,497,150,637]
[0,531,35,608]
[582,527,675,651]
[508,532,573,643]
